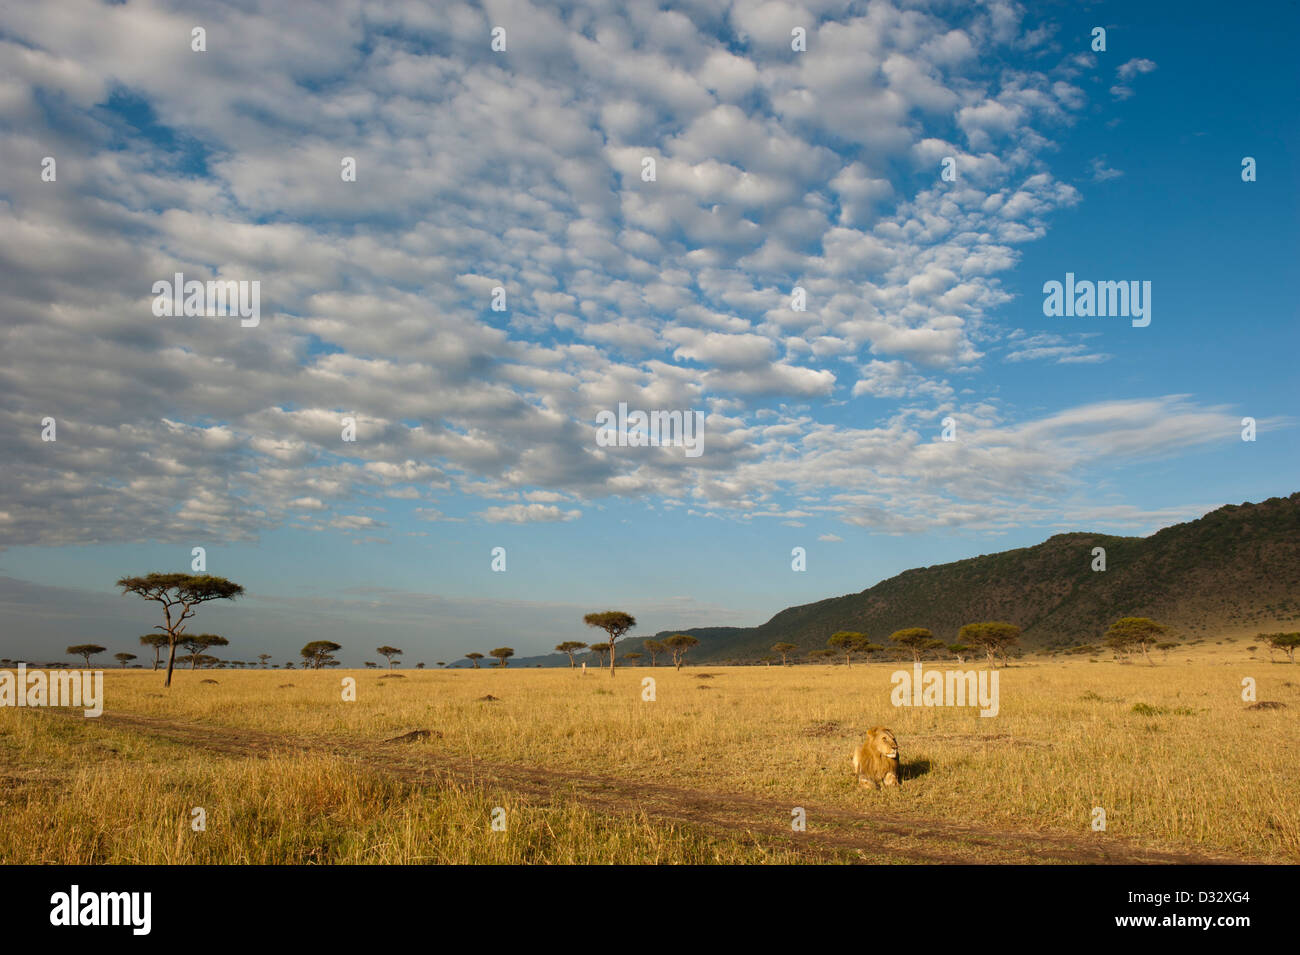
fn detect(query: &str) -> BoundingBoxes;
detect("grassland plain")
[1,650,1296,864]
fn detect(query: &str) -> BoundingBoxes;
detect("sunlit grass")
[2,646,1296,862]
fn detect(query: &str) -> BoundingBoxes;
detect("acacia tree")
[301,640,342,669]
[117,573,245,687]
[489,647,514,668]
[1263,632,1300,663]
[827,631,867,667]
[114,652,137,668]
[66,644,106,667]
[139,634,169,671]
[258,654,272,668]
[889,628,933,663]
[181,634,229,669]
[555,641,588,667]
[588,642,610,668]
[665,633,699,670]
[772,642,797,666]
[624,652,643,666]
[376,646,404,669]
[179,653,219,669]
[949,643,971,664]
[583,611,636,676]
[643,639,666,667]
[465,652,484,669]
[959,622,1022,668]
[1103,617,1168,666]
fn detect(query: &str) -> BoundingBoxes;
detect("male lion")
[852,727,900,788]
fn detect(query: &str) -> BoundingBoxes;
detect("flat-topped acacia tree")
[67,644,106,667]
[959,622,1023,668]
[301,641,342,669]
[139,634,169,670]
[583,611,636,676]
[1103,617,1167,666]
[889,628,934,663]
[664,633,699,670]
[827,631,866,667]
[643,639,666,667]
[182,634,229,668]
[555,641,588,667]
[117,574,245,687]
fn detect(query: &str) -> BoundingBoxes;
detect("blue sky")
[0,0,1296,666]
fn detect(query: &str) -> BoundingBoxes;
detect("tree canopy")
[1103,617,1168,665]
[888,627,933,663]
[665,633,699,670]
[555,641,588,667]
[66,644,106,667]
[301,640,342,669]
[583,611,636,675]
[958,622,1022,667]
[117,573,244,687]
[827,631,868,666]
[771,642,797,666]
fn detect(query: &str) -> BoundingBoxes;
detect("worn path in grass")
[42,709,1251,865]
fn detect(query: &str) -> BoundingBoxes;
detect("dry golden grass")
[2,645,1296,863]
[0,714,808,864]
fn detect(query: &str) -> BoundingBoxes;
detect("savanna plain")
[1,642,1295,865]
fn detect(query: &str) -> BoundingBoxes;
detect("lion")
[852,726,900,789]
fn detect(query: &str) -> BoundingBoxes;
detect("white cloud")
[476,503,583,524]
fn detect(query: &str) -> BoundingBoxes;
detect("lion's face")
[872,729,899,761]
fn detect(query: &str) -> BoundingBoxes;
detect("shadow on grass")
[903,758,931,781]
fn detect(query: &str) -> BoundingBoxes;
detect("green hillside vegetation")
[648,493,1300,663]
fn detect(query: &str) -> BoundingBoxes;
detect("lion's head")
[869,727,898,761]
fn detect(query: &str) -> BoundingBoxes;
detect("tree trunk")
[609,640,616,676]
[164,640,178,688]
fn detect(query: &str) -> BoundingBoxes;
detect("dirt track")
[39,709,1251,865]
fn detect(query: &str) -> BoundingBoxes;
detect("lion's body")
[852,726,900,788]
